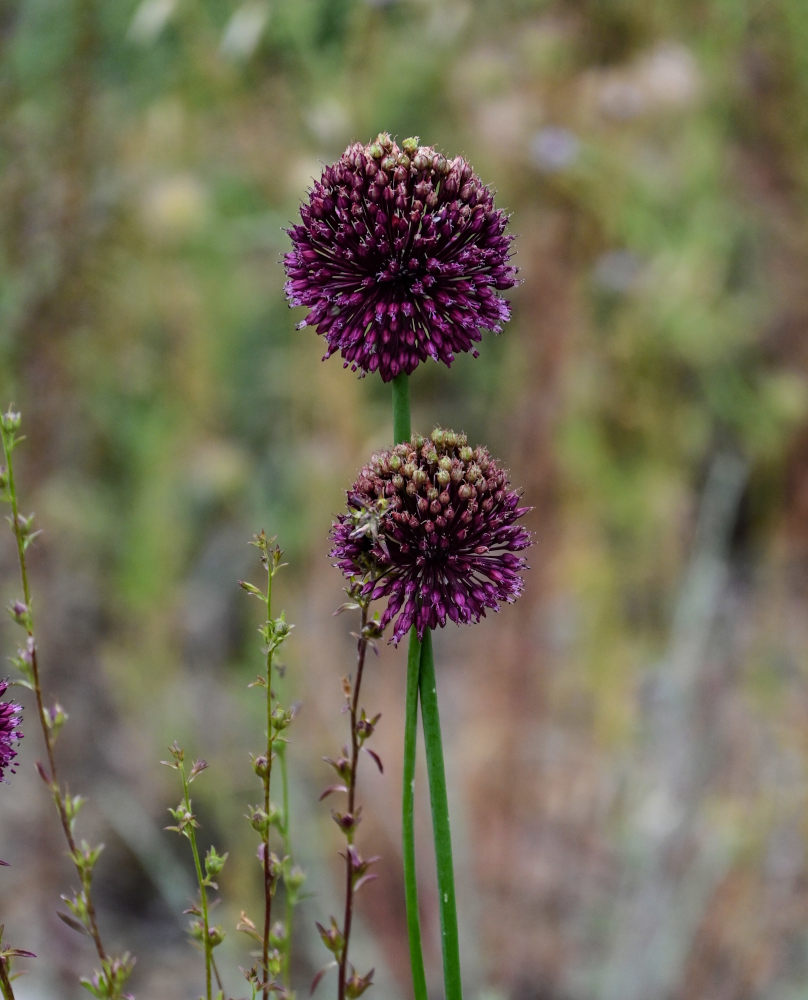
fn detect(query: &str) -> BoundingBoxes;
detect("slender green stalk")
[241,533,295,997]
[0,959,16,1000]
[337,603,370,1000]
[419,629,462,1000]
[1,414,129,999]
[402,628,428,1000]
[262,562,275,1000]
[392,374,412,446]
[392,375,429,998]
[179,764,214,1000]
[278,741,294,987]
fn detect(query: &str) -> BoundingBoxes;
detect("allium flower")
[284,133,517,382]
[0,680,23,782]
[330,429,531,644]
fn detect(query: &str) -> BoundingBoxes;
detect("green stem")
[180,766,213,1000]
[262,560,275,1000]
[278,741,293,987]
[393,375,428,998]
[419,630,462,1000]
[0,959,17,1000]
[392,373,411,445]
[2,420,119,998]
[402,627,428,1000]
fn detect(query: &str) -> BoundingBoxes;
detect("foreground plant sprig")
[314,589,382,999]
[1,408,134,999]
[0,924,35,1000]
[239,532,302,1000]
[163,744,226,1000]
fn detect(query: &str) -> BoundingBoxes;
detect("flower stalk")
[391,375,428,1000]
[402,627,427,1000]
[418,630,462,1000]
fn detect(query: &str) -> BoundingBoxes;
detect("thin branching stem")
[1,420,119,998]
[337,603,370,1000]
[262,559,275,1000]
[278,740,293,987]
[178,762,214,1000]
[0,958,17,1000]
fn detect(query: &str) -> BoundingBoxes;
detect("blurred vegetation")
[3,1,808,998]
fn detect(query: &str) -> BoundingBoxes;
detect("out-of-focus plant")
[1,408,135,999]
[238,531,303,999]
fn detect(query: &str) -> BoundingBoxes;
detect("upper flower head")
[284,133,517,382]
[0,680,23,782]
[330,428,532,644]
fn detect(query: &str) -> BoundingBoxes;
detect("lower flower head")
[330,429,532,644]
[0,680,23,782]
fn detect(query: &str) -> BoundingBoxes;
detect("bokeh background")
[3,1,808,997]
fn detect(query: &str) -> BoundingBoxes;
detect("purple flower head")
[330,428,532,644]
[0,680,23,782]
[284,133,517,382]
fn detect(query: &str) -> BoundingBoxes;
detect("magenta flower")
[0,680,23,782]
[330,429,531,644]
[284,133,517,382]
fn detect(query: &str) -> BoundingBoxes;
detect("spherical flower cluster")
[0,680,23,782]
[284,133,517,382]
[330,429,531,644]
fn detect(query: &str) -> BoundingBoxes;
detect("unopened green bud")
[252,754,270,779]
[285,864,306,891]
[205,846,229,877]
[1,409,21,433]
[269,920,286,947]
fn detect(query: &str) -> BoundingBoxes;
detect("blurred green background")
[3,0,808,997]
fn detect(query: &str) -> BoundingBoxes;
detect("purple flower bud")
[330,429,532,644]
[284,134,518,381]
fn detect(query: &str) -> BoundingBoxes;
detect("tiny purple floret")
[330,429,532,644]
[284,133,517,382]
